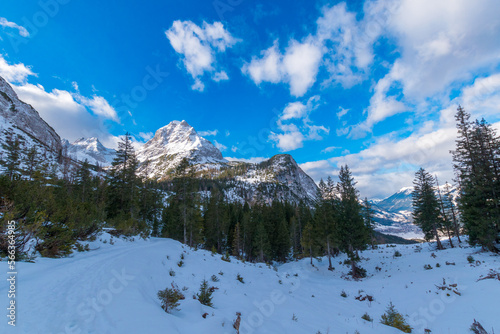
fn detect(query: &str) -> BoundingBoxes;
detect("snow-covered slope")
[0,76,62,153]
[63,137,116,167]
[2,234,498,333]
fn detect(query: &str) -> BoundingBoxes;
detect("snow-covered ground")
[1,234,499,334]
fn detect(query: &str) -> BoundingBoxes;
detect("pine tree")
[253,220,270,263]
[336,165,370,277]
[412,168,444,250]
[197,279,213,307]
[107,133,140,221]
[0,130,22,181]
[301,221,317,265]
[362,198,376,248]
[452,106,500,251]
[442,182,461,243]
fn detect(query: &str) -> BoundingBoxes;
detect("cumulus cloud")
[321,146,339,154]
[349,0,500,137]
[301,124,457,198]
[269,95,329,151]
[199,129,218,137]
[0,54,35,83]
[166,20,237,91]
[0,17,29,37]
[243,2,385,96]
[213,140,227,152]
[242,38,323,97]
[74,94,120,122]
[138,132,154,142]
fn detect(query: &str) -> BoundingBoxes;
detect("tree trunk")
[434,226,444,250]
[327,237,333,270]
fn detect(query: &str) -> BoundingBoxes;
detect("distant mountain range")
[369,185,459,239]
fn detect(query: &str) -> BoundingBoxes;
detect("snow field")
[1,234,498,334]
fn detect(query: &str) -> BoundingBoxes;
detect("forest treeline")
[0,106,498,272]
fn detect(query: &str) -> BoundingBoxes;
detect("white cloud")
[301,124,457,198]
[243,2,386,96]
[75,94,120,122]
[14,83,118,147]
[213,140,227,151]
[321,146,339,154]
[336,107,349,119]
[166,20,237,91]
[383,0,500,99]
[199,129,218,137]
[138,132,154,142]
[212,71,229,82]
[242,38,323,97]
[0,17,29,37]
[345,0,500,138]
[269,95,329,151]
[0,55,35,83]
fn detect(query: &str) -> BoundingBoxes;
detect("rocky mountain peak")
[137,120,225,176]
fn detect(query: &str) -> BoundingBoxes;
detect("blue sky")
[1,0,500,198]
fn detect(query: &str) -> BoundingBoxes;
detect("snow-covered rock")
[63,137,116,167]
[0,76,61,153]
[136,120,225,177]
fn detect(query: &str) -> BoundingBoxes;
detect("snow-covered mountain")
[371,185,459,239]
[134,120,318,204]
[376,186,414,213]
[63,137,116,167]
[0,76,62,154]
[137,120,226,178]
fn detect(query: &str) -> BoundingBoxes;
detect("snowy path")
[1,234,499,334]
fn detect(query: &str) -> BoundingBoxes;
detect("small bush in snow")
[169,269,175,276]
[292,314,298,321]
[180,253,185,260]
[436,263,441,268]
[467,255,475,263]
[197,279,214,307]
[380,302,412,333]
[362,312,373,322]
[340,290,348,298]
[394,250,402,257]
[236,273,244,283]
[221,251,231,262]
[424,264,433,270]
[177,260,184,267]
[211,274,219,282]
[158,284,185,313]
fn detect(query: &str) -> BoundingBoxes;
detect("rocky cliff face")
[0,76,62,153]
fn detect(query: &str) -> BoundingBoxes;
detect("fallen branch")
[477,270,500,282]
